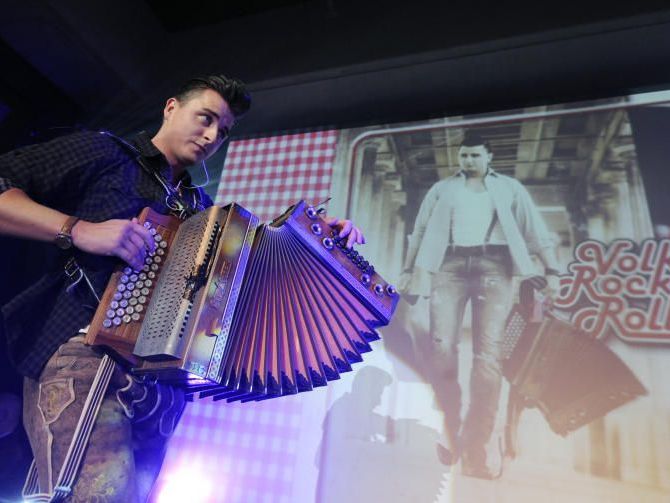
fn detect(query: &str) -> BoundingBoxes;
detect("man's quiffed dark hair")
[460,129,492,152]
[175,75,252,119]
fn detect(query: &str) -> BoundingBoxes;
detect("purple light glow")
[155,464,216,503]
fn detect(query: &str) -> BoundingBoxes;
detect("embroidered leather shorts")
[23,335,186,502]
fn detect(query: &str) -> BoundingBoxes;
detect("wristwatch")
[54,216,80,250]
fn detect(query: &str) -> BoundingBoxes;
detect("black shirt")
[0,130,212,378]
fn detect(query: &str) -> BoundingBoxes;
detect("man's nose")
[203,125,217,143]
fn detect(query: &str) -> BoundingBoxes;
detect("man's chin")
[176,154,202,168]
[464,169,484,177]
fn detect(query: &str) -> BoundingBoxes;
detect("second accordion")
[86,201,398,402]
[502,295,646,436]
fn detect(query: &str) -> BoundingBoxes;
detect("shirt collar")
[455,167,499,178]
[132,130,163,158]
[131,131,194,186]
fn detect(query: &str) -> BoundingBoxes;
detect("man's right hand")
[0,188,155,270]
[72,217,156,271]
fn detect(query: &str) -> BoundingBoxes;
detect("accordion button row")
[101,221,166,329]
[315,226,397,298]
[326,229,373,268]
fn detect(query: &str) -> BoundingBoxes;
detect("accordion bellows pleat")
[86,201,398,403]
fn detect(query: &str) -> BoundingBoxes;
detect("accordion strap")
[22,355,116,502]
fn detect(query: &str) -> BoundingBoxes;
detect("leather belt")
[445,245,510,257]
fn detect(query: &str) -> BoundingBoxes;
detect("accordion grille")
[134,208,219,358]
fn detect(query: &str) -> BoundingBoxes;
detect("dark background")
[2,1,670,498]
[2,1,670,150]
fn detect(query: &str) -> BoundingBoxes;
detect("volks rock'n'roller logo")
[555,239,670,344]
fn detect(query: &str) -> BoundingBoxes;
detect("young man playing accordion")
[0,75,364,501]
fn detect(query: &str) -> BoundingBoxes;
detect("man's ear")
[163,97,178,121]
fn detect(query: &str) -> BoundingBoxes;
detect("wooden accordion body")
[86,201,398,402]
[502,307,647,436]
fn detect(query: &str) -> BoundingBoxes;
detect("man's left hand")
[323,216,366,248]
[543,274,560,304]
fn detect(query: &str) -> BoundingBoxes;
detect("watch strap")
[55,215,80,248]
[59,215,80,237]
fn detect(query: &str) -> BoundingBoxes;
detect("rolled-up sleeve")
[0,131,117,207]
[405,182,440,269]
[0,148,31,194]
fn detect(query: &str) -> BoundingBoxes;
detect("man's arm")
[402,182,441,272]
[0,187,72,241]
[537,245,561,300]
[0,188,155,271]
[0,133,156,270]
[513,184,561,298]
[396,182,442,294]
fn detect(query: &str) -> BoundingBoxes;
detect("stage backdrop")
[153,92,670,503]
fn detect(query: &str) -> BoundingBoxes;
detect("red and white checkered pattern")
[156,130,339,503]
[215,130,337,221]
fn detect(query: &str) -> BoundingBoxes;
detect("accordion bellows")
[502,308,647,436]
[87,201,398,402]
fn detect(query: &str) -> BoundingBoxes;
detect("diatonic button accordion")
[86,201,398,402]
[502,307,646,436]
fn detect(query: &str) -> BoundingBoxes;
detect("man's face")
[160,88,236,169]
[458,145,492,178]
